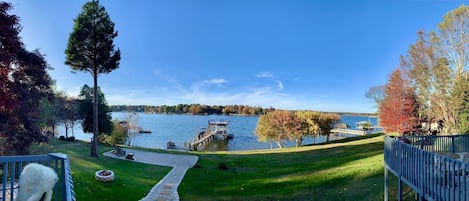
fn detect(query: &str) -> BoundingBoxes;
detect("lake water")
[58,112,379,151]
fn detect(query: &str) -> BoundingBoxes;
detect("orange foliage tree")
[379,69,419,135]
[379,69,418,134]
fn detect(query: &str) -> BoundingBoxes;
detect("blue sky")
[8,0,466,113]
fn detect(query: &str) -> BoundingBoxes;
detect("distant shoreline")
[110,104,376,117]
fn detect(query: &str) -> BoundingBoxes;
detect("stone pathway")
[103,149,198,201]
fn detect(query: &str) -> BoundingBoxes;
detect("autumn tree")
[435,5,469,134]
[109,120,128,145]
[65,0,121,156]
[318,113,341,142]
[189,104,203,114]
[379,69,419,135]
[295,111,320,146]
[390,5,469,134]
[401,31,436,123]
[255,110,299,148]
[437,5,469,76]
[0,2,53,155]
[255,113,278,149]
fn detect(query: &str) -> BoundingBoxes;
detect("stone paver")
[103,149,198,201]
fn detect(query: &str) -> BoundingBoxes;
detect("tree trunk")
[91,74,98,157]
[296,137,303,147]
[275,138,284,148]
[275,141,283,148]
[71,122,75,137]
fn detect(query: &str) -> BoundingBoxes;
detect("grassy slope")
[180,134,390,201]
[31,134,404,201]
[30,140,171,201]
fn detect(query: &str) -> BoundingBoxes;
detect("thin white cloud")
[191,78,228,92]
[203,78,228,85]
[179,84,309,110]
[275,80,284,90]
[256,72,273,78]
[152,69,186,92]
[103,84,374,112]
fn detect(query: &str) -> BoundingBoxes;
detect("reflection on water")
[202,140,229,151]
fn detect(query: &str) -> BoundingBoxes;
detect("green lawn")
[30,140,171,201]
[180,134,402,201]
[31,134,407,201]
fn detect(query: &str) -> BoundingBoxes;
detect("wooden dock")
[185,131,216,151]
[184,120,232,151]
[331,128,382,136]
[330,128,366,135]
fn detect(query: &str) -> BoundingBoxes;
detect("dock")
[331,128,367,135]
[331,128,382,136]
[184,120,233,151]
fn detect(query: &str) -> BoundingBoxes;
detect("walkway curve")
[103,149,198,201]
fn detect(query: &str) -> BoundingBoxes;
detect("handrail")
[384,135,469,201]
[49,153,76,201]
[0,153,76,201]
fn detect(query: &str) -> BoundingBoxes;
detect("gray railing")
[384,135,469,201]
[0,153,75,201]
[406,135,469,153]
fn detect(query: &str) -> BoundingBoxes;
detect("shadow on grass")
[306,133,384,146]
[180,134,386,201]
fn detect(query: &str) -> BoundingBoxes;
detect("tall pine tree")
[65,0,120,157]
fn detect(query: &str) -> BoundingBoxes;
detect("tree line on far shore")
[111,105,376,117]
[111,104,274,116]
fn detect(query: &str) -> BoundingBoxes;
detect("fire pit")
[95,170,114,182]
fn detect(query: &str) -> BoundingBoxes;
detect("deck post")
[398,176,402,201]
[419,137,424,149]
[384,167,388,201]
[397,141,402,201]
[452,137,456,153]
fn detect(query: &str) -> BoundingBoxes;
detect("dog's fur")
[15,163,58,201]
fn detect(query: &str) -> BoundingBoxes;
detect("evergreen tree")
[78,85,113,136]
[65,0,120,156]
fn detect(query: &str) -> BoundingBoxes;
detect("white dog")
[15,163,58,201]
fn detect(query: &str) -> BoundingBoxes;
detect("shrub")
[98,120,128,145]
[217,162,228,170]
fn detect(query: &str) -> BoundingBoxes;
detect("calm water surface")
[59,112,379,151]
